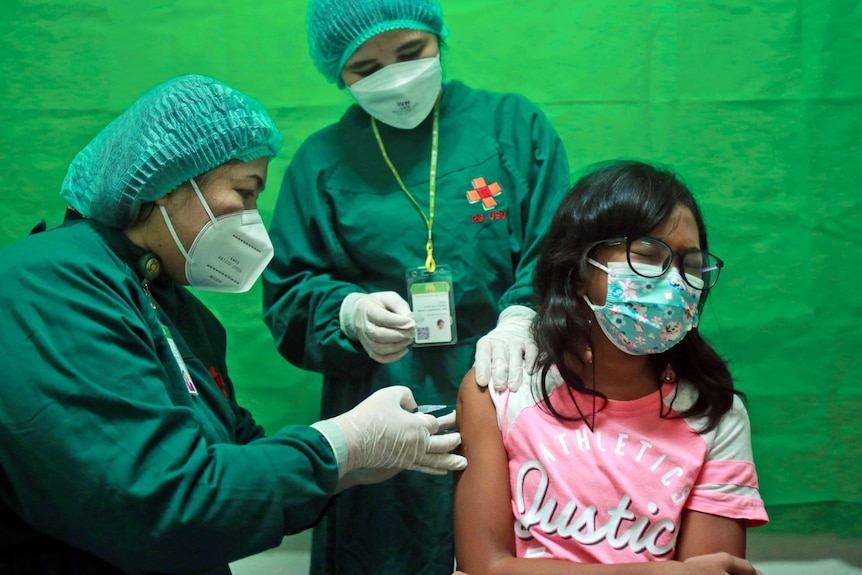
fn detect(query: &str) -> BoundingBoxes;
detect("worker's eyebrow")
[394,38,427,55]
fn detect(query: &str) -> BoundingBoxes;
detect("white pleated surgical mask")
[159,179,274,293]
[348,54,442,129]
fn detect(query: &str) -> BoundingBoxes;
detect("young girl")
[454,160,768,575]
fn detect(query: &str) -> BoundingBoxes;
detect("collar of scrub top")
[59,211,164,284]
[63,206,86,222]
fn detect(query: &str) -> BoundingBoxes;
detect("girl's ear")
[567,267,589,298]
[574,272,589,297]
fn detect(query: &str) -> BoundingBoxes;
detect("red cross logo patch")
[466,177,503,210]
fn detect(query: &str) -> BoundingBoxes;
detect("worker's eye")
[355,65,382,78]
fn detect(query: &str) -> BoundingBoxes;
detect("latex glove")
[311,386,466,491]
[336,408,456,491]
[474,305,537,392]
[340,292,415,363]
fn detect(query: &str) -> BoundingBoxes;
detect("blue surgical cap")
[61,74,282,228]
[307,0,448,86]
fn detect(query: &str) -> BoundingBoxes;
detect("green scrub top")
[0,219,339,574]
[263,81,570,574]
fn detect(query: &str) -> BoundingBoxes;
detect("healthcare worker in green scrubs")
[262,1,570,572]
[0,74,465,575]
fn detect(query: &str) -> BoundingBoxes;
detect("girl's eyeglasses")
[591,236,724,290]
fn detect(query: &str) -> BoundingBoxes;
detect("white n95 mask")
[348,54,442,130]
[160,179,274,293]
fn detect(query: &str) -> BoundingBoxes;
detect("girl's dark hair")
[532,159,739,432]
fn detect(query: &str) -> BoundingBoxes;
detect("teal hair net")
[307,0,448,86]
[61,74,282,228]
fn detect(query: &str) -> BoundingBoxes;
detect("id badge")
[406,265,457,347]
[162,325,198,395]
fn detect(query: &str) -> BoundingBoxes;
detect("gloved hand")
[474,305,538,392]
[311,386,466,491]
[340,292,416,363]
[331,406,450,491]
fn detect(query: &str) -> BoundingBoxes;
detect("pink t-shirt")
[490,371,768,563]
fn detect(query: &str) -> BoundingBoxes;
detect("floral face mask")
[583,260,701,355]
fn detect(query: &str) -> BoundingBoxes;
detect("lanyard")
[371,103,440,273]
[142,280,198,395]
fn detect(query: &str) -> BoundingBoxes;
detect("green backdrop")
[2,0,860,537]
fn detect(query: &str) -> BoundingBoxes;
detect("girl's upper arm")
[675,509,747,560]
[454,368,518,574]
